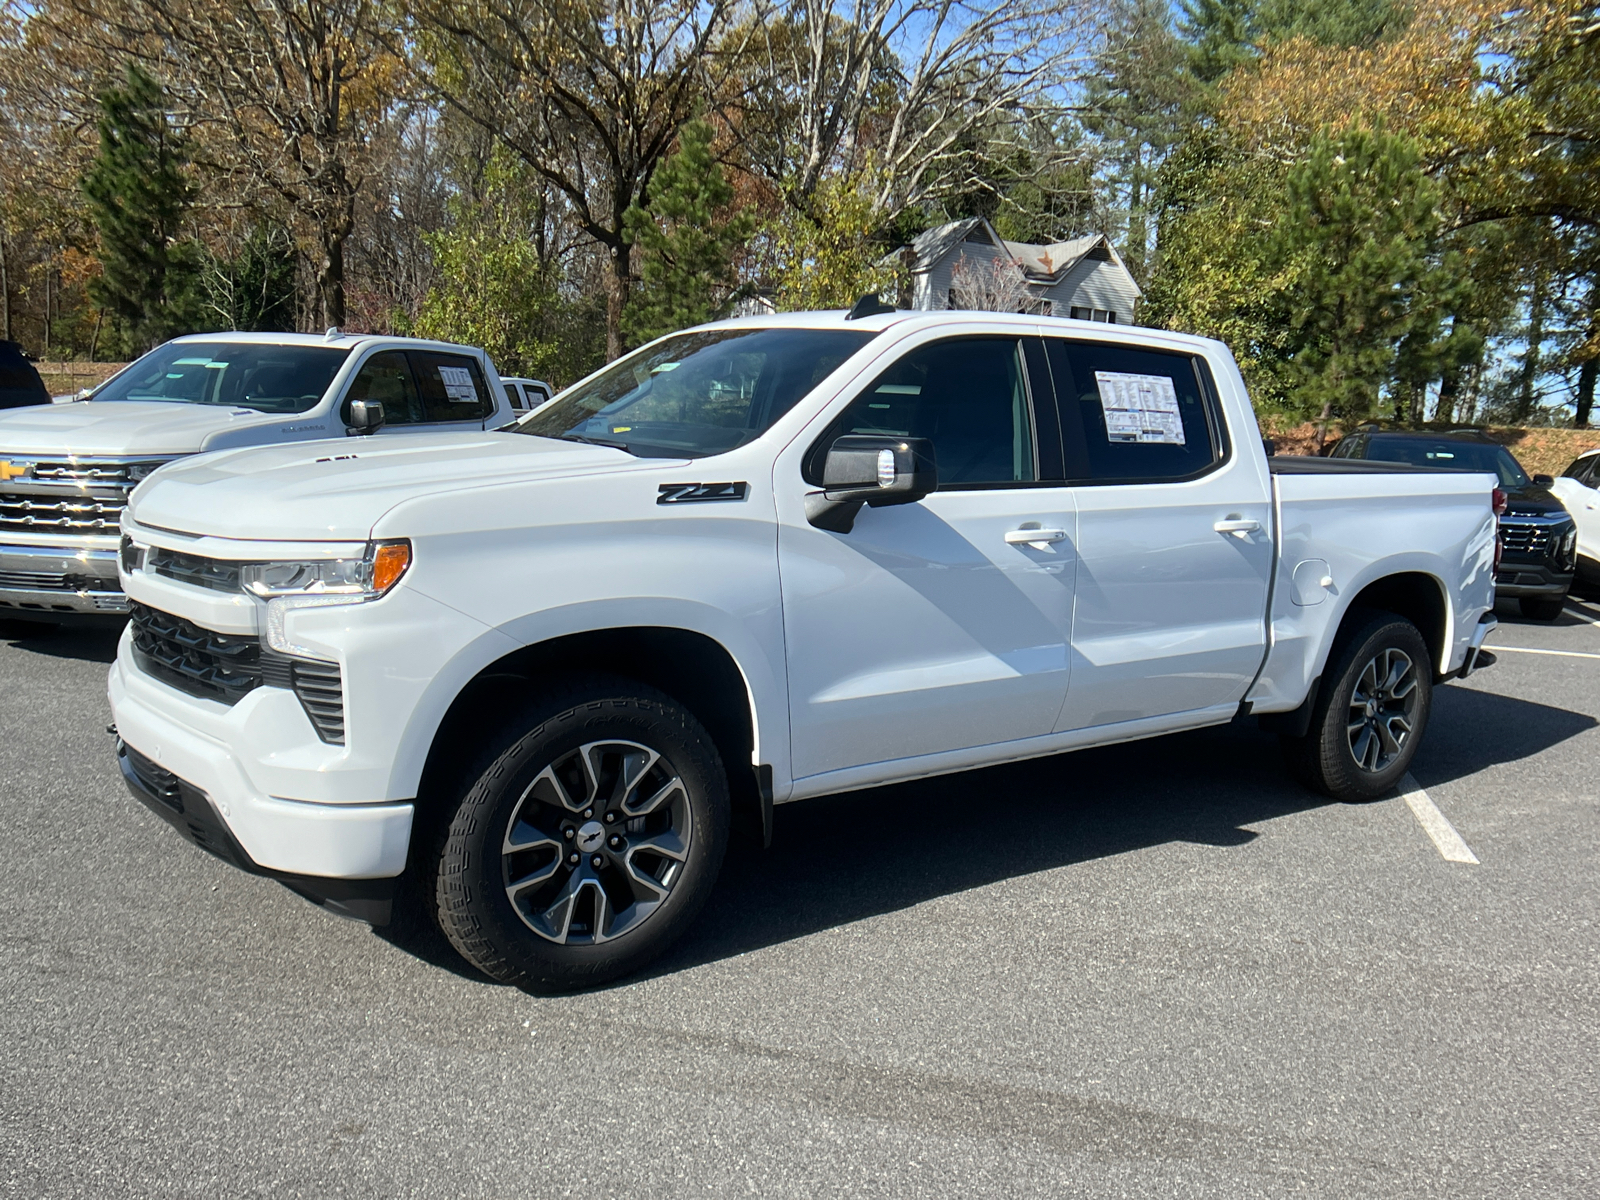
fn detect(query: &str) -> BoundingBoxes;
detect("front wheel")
[432,676,729,991]
[1282,611,1433,801]
[1519,595,1566,621]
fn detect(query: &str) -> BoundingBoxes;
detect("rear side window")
[1044,340,1224,483]
[410,351,491,423]
[810,337,1037,487]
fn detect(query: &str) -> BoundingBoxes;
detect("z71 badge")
[656,482,748,505]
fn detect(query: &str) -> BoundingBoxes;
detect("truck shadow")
[635,686,1594,983]
[0,619,122,663]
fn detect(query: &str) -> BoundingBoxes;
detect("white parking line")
[1565,603,1600,628]
[1398,773,1479,864]
[1490,645,1600,661]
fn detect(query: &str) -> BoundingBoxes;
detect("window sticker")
[1093,370,1185,445]
[438,364,478,402]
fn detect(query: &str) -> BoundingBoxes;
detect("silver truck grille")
[1498,524,1552,555]
[0,492,128,534]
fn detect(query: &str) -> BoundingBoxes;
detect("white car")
[107,309,1499,990]
[1550,446,1600,586]
[0,332,513,619]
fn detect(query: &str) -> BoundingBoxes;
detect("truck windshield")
[92,343,351,414]
[1364,439,1529,488]
[513,327,878,458]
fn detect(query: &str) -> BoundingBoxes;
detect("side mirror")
[347,398,386,436]
[1533,473,1554,486]
[805,435,937,533]
[1262,437,1276,458]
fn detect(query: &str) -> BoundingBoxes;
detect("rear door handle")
[1005,528,1068,547]
[1213,518,1261,538]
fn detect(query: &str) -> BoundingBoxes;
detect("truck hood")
[0,400,287,456]
[1501,482,1570,520]
[127,431,658,541]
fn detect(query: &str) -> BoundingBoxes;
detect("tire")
[1282,611,1433,802]
[431,675,729,992]
[1519,595,1566,621]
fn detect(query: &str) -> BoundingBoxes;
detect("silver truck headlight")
[246,541,411,658]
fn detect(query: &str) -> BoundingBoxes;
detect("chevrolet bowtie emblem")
[0,461,28,482]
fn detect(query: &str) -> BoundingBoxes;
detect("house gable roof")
[889,219,1143,298]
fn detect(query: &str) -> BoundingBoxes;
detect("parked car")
[109,310,1498,991]
[1328,429,1578,620]
[501,376,553,415]
[0,331,512,621]
[1550,446,1600,587]
[0,341,49,410]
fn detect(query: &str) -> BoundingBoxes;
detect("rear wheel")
[431,676,729,992]
[1282,611,1433,801]
[1519,595,1566,621]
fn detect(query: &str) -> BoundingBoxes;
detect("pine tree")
[1273,122,1460,437]
[81,64,197,353]
[623,120,756,346]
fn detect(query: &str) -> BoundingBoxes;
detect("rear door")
[777,334,1077,782]
[1043,337,1273,732]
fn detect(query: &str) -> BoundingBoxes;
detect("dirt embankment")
[36,362,128,397]
[1260,418,1600,479]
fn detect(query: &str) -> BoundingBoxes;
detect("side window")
[344,351,423,426]
[1563,455,1598,486]
[504,382,525,411]
[812,337,1037,487]
[1045,339,1224,483]
[409,352,491,423]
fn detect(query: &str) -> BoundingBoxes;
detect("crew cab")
[106,310,1499,991]
[0,332,512,620]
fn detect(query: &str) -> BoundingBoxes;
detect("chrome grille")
[1498,523,1552,555]
[0,491,128,534]
[0,567,116,591]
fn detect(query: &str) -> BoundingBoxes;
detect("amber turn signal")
[371,540,412,593]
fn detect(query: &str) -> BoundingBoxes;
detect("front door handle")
[1005,527,1068,547]
[1213,517,1261,538]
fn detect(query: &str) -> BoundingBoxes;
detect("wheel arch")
[1333,569,1451,676]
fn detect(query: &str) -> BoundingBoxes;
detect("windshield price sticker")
[1094,371,1185,445]
[438,365,478,402]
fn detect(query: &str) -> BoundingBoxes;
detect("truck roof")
[703,308,1223,354]
[164,331,483,354]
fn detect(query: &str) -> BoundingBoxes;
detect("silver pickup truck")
[0,332,511,619]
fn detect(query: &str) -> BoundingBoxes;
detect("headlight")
[242,540,411,598]
[248,540,411,659]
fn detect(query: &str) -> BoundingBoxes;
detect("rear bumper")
[0,542,126,615]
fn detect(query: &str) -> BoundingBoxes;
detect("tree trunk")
[1436,364,1459,425]
[1313,399,1334,450]
[605,241,631,362]
[1515,275,1546,424]
[0,229,10,343]
[317,229,346,330]
[1577,358,1596,430]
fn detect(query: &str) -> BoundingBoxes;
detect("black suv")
[1329,429,1578,620]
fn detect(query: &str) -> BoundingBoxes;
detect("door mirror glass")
[1533,473,1555,486]
[347,398,387,435]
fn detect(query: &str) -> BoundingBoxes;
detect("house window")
[1069,306,1117,324]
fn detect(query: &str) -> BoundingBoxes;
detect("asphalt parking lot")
[1,600,1596,1199]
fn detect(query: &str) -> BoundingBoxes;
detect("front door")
[777,335,1077,783]
[1042,337,1274,732]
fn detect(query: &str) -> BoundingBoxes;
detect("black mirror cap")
[1262,437,1276,458]
[347,398,386,436]
[823,435,937,504]
[1533,473,1555,486]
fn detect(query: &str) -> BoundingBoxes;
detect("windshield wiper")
[556,433,636,454]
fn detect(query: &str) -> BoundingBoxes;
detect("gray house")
[890,217,1141,324]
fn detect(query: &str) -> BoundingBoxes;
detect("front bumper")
[0,542,127,614]
[109,655,413,895]
[1493,563,1573,598]
[117,740,400,923]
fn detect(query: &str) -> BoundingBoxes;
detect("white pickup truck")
[107,309,1499,991]
[0,331,513,620]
